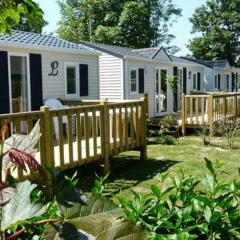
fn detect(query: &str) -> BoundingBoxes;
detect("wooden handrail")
[182,92,240,134]
[0,98,147,184]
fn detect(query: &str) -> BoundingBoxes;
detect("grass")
[63,135,240,199]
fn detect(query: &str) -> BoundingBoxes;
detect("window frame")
[129,68,139,95]
[64,62,79,98]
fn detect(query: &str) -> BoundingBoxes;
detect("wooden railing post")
[181,94,186,136]
[140,96,147,161]
[40,106,54,195]
[208,94,214,138]
[223,96,227,119]
[100,99,110,174]
[234,94,238,117]
[144,93,149,119]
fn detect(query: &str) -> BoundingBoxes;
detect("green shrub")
[117,158,240,239]
[156,134,176,145]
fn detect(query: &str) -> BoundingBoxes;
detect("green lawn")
[70,136,240,199]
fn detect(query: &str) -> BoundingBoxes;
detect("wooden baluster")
[112,106,117,154]
[13,117,24,180]
[58,112,64,168]
[118,107,123,151]
[76,110,82,162]
[181,94,186,135]
[190,97,193,125]
[235,94,238,116]
[140,96,147,161]
[135,104,140,147]
[27,117,33,133]
[101,100,110,174]
[130,105,135,148]
[124,106,129,150]
[67,111,73,166]
[27,116,35,177]
[208,94,214,138]
[84,110,90,163]
[92,110,97,159]
[201,97,205,124]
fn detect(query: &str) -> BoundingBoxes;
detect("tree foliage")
[57,0,181,52]
[188,0,240,66]
[0,0,47,34]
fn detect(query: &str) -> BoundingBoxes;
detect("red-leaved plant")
[0,120,43,205]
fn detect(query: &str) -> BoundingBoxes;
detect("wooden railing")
[0,98,147,185]
[182,93,240,135]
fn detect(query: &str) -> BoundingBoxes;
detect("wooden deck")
[1,98,147,185]
[181,93,240,134]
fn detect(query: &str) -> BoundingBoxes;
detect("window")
[65,63,78,97]
[193,73,197,90]
[130,69,138,94]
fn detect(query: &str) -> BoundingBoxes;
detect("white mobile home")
[81,42,205,117]
[182,58,240,92]
[0,31,100,114]
[80,42,177,117]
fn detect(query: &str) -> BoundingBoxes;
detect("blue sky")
[37,0,206,56]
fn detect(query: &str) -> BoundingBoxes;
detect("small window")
[193,73,197,90]
[130,69,138,94]
[65,64,78,97]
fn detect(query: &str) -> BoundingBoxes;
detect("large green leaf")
[57,191,117,219]
[45,192,146,239]
[0,180,47,231]
[44,210,146,240]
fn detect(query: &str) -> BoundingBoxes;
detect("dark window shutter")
[79,64,89,96]
[173,66,178,111]
[183,67,187,94]
[236,73,238,91]
[138,68,144,93]
[0,51,10,113]
[218,74,221,90]
[197,72,201,91]
[30,54,43,111]
[232,73,235,91]
[173,66,178,78]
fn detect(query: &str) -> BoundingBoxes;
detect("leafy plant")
[0,121,43,203]
[0,121,48,239]
[213,117,240,149]
[92,172,109,195]
[167,74,178,112]
[155,134,176,145]
[118,158,240,239]
[149,113,179,145]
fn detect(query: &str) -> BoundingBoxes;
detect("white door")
[9,54,30,113]
[155,68,168,115]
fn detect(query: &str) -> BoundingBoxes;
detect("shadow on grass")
[61,155,179,195]
[106,155,179,195]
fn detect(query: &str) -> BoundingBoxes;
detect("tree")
[0,0,47,34]
[188,0,240,66]
[57,0,181,52]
